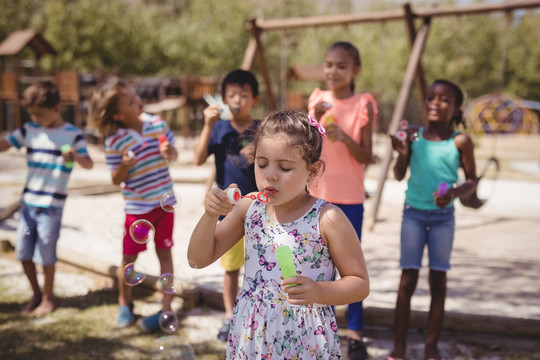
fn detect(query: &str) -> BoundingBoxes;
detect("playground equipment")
[0,29,86,132]
[238,0,540,230]
[467,93,539,135]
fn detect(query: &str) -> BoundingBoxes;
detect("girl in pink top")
[308,41,377,360]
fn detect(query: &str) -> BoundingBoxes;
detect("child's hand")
[281,275,320,306]
[433,188,454,208]
[121,150,137,167]
[158,139,176,160]
[314,101,331,121]
[389,134,409,157]
[204,185,236,217]
[61,146,75,163]
[325,123,346,142]
[203,105,221,127]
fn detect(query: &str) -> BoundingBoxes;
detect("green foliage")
[505,12,540,100]
[0,0,45,41]
[35,0,167,74]
[1,0,539,105]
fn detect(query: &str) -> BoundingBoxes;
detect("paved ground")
[1,134,540,359]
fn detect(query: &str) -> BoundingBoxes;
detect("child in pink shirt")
[308,41,377,360]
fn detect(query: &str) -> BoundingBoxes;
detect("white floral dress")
[226,198,341,359]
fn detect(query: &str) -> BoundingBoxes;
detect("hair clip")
[308,115,326,136]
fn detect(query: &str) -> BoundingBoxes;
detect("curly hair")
[88,78,130,136]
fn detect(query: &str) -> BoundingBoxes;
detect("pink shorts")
[123,207,174,255]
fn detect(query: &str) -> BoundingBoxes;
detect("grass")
[0,250,226,360]
[2,249,539,360]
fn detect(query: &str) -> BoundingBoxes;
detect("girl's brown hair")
[245,110,324,167]
[89,78,129,136]
[22,81,60,108]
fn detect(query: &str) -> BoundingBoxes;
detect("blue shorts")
[16,204,63,266]
[400,203,455,271]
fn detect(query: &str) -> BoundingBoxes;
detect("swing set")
[239,0,540,230]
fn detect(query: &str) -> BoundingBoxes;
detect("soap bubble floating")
[159,273,177,294]
[159,311,179,333]
[129,219,155,244]
[110,223,126,239]
[161,192,182,213]
[123,262,147,286]
[176,259,198,283]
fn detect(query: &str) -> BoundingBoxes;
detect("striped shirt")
[7,121,89,209]
[104,113,175,214]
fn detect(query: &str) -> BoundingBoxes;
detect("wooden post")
[241,36,258,70]
[404,3,428,123]
[367,17,432,231]
[13,56,21,130]
[244,18,277,110]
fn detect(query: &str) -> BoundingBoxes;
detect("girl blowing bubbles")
[90,79,178,332]
[189,111,369,359]
[388,80,477,360]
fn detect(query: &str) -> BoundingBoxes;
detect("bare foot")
[33,299,57,317]
[21,294,42,314]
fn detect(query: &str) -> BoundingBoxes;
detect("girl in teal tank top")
[406,126,461,210]
[388,80,479,360]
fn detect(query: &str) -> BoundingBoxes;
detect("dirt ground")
[1,133,539,359]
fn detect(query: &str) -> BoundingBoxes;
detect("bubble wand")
[437,182,449,196]
[395,119,409,142]
[226,188,269,204]
[158,134,169,163]
[61,144,74,169]
[275,245,298,287]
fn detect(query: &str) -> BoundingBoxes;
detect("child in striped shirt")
[90,79,178,331]
[0,81,94,317]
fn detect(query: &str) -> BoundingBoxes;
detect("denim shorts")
[400,203,455,271]
[16,204,64,266]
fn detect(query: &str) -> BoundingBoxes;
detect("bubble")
[129,219,155,244]
[163,238,173,248]
[152,336,196,360]
[123,262,147,286]
[410,132,420,142]
[160,192,182,213]
[159,311,179,333]
[110,223,126,239]
[176,259,198,283]
[159,273,176,294]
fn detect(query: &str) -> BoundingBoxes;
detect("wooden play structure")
[0,28,217,137]
[0,29,85,131]
[0,29,57,132]
[285,64,325,111]
[239,0,540,230]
